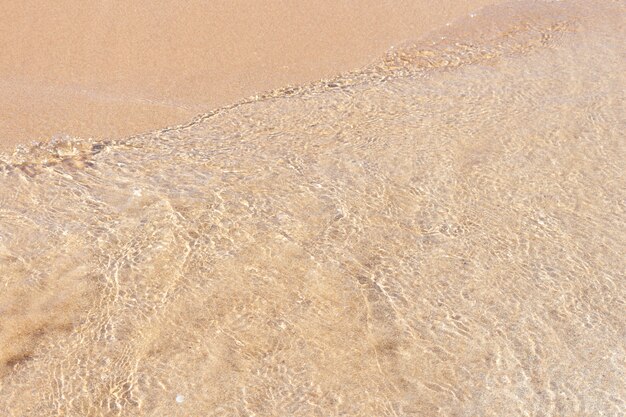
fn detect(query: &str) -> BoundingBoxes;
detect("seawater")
[0,1,624,415]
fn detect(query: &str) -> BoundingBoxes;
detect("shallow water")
[1,1,625,415]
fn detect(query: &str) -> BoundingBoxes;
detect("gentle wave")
[0,1,624,415]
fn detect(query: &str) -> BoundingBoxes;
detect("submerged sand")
[0,0,498,152]
[0,0,625,416]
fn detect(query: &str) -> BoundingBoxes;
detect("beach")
[0,1,625,416]
[0,0,497,152]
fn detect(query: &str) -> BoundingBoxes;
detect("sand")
[1,1,625,415]
[0,0,499,152]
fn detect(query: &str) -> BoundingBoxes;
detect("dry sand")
[0,0,499,152]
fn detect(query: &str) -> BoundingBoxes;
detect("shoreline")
[0,0,544,165]
[0,0,500,153]
[1,0,624,413]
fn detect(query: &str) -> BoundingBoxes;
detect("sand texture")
[0,0,496,152]
[0,0,625,416]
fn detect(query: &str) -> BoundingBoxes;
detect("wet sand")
[1,0,625,416]
[0,0,497,152]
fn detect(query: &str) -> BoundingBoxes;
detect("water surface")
[0,1,625,415]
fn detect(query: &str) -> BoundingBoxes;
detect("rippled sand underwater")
[1,1,625,415]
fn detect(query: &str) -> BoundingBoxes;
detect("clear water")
[1,1,624,415]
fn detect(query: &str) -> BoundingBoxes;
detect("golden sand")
[0,0,497,152]
[0,0,625,415]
